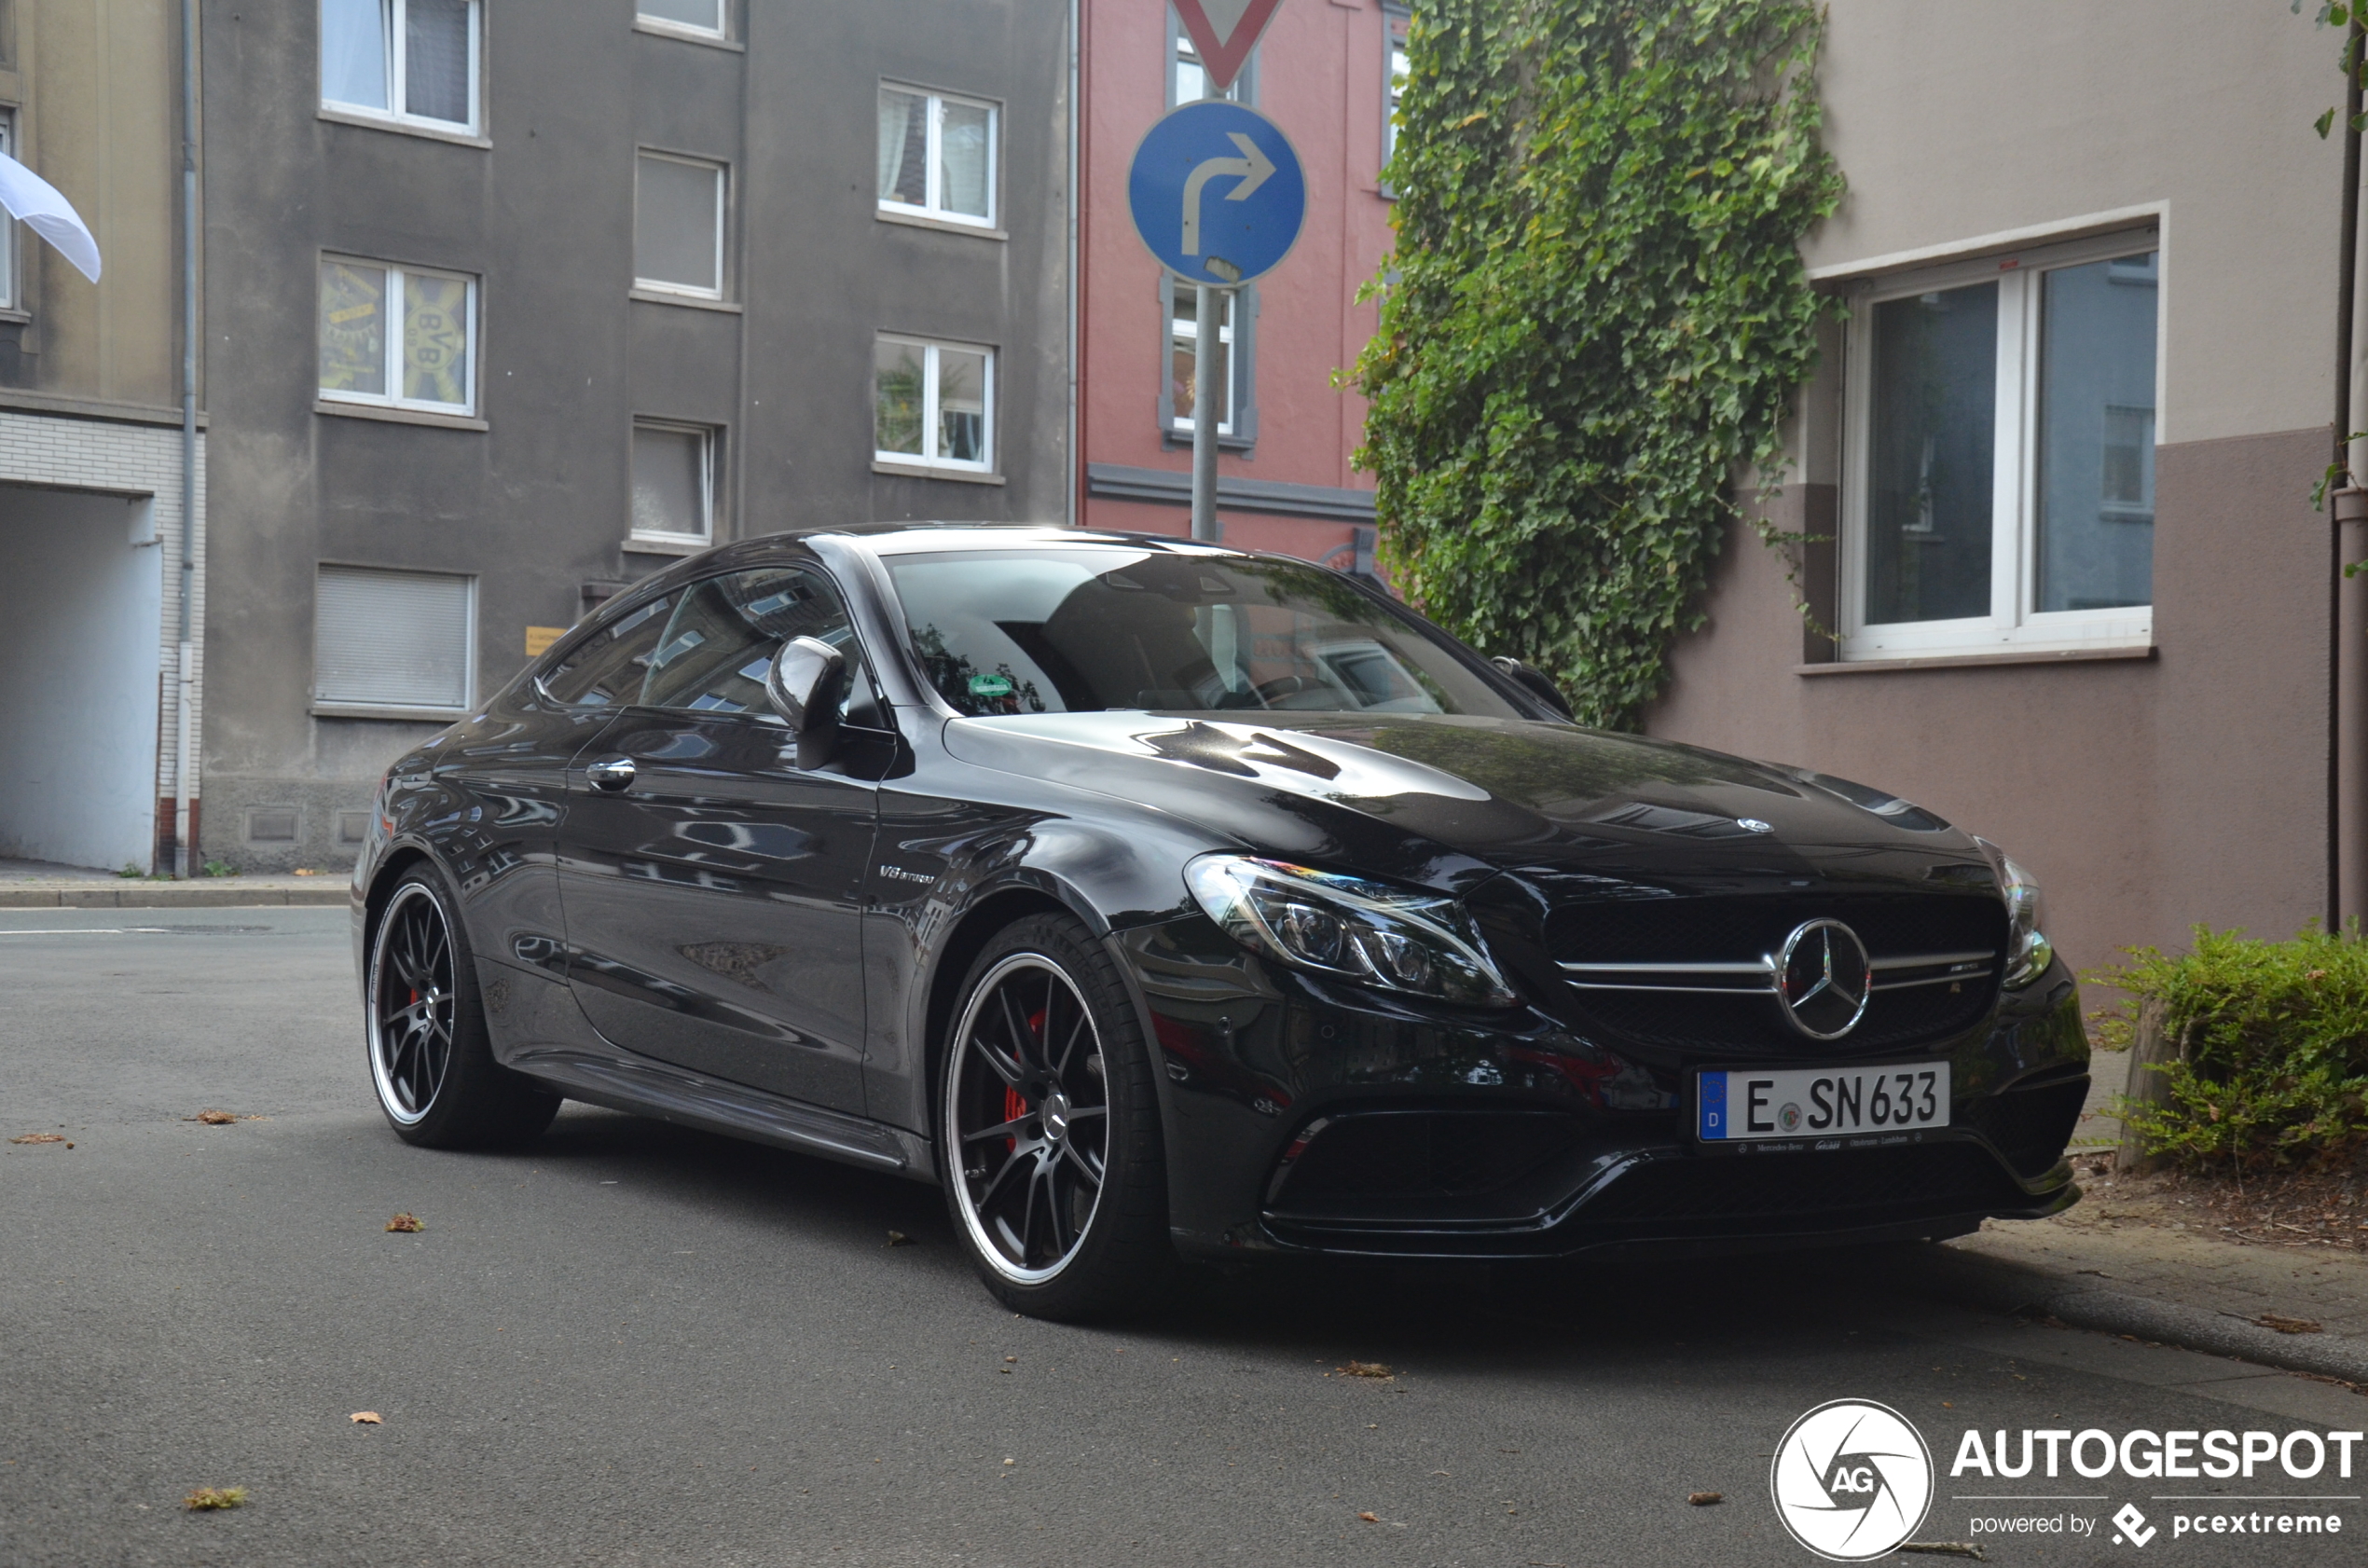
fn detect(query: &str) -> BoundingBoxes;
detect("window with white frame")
[320,0,480,135]
[0,113,16,309]
[314,565,476,712]
[630,420,716,543]
[1163,282,1246,440]
[637,0,725,40]
[636,152,727,298]
[1839,230,2159,659]
[1169,12,1252,104]
[874,337,994,472]
[1383,7,1411,181]
[876,86,998,227]
[317,257,477,415]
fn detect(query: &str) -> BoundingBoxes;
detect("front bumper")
[1114,915,2088,1264]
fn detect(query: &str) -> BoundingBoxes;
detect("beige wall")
[1648,2,2344,978]
[0,0,183,415]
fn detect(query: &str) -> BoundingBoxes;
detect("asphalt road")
[4,907,2363,1568]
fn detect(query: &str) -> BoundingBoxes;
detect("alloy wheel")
[369,883,457,1125]
[945,953,1110,1285]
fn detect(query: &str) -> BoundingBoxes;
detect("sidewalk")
[1901,1203,2368,1388]
[0,871,350,908]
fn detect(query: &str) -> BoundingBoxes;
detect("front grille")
[1578,1141,2027,1227]
[1549,892,2003,967]
[1959,1073,2089,1178]
[1549,891,2005,1056]
[1272,1111,1582,1206]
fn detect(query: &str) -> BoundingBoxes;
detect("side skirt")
[510,1045,939,1185]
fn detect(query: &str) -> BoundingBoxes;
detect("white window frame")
[0,113,17,310]
[311,564,478,718]
[636,1,728,43]
[634,151,728,301]
[318,0,483,137]
[1838,227,2162,662]
[874,336,997,475]
[875,85,999,231]
[1382,5,1411,186]
[317,256,480,417]
[1167,284,1236,438]
[628,419,717,547]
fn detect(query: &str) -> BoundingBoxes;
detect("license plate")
[1696,1064,1950,1143]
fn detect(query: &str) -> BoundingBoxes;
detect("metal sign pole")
[1192,280,1220,542]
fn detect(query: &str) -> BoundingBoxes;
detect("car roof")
[779,522,1252,558]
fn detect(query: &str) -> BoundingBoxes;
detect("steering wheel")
[1251,674,1324,705]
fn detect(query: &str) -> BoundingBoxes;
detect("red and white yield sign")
[1173,0,1285,93]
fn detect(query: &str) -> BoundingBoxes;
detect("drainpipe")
[1066,0,1081,528]
[172,0,199,878]
[2339,17,2368,931]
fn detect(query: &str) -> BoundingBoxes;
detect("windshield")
[883,547,1521,720]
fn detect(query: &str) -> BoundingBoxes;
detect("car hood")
[939,710,1989,898]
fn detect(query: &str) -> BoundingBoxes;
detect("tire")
[939,913,1174,1320]
[365,868,560,1149]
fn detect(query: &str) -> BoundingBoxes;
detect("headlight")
[1183,855,1518,1008]
[1976,840,2052,989]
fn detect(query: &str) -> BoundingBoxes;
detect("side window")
[641,567,858,714]
[538,594,672,708]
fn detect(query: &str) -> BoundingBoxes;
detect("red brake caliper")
[1004,1008,1048,1151]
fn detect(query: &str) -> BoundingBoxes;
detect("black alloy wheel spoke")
[1060,1138,1105,1187]
[998,989,1039,1072]
[974,1142,1033,1216]
[962,1114,1036,1146]
[1042,1162,1073,1257]
[970,1028,1026,1090]
[1018,1158,1048,1259]
[1053,1006,1088,1080]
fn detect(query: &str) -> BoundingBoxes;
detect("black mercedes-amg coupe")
[351,525,2088,1319]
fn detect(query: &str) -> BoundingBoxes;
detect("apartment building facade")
[200,0,1073,873]
[0,0,201,876]
[1645,0,2343,979]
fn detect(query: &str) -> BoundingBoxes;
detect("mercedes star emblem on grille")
[1776,919,1872,1040]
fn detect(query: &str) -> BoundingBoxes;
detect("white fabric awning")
[0,151,101,284]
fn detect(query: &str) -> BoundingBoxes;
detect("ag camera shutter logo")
[1769,1399,1934,1561]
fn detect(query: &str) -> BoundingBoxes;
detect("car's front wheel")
[366,869,560,1149]
[940,914,1172,1319]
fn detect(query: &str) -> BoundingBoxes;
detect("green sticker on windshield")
[968,672,1014,699]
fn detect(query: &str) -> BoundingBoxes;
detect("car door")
[556,563,883,1112]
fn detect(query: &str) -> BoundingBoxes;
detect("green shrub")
[2097,926,2368,1171]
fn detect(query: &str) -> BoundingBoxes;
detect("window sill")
[625,534,711,556]
[876,209,1007,241]
[872,460,1005,486]
[317,106,489,149]
[314,399,488,433]
[311,703,472,723]
[0,307,29,325]
[1799,643,2156,677]
[1162,427,1256,454]
[632,19,745,50]
[629,288,744,314]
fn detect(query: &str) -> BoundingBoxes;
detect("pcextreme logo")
[1769,1399,1935,1561]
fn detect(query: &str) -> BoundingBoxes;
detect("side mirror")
[1491,655,1576,722]
[766,635,849,770]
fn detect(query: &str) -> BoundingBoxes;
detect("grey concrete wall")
[199,0,1071,872]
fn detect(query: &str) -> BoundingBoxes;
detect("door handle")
[585,757,637,792]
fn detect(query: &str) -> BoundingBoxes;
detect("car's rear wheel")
[367,869,559,1149]
[940,914,1171,1319]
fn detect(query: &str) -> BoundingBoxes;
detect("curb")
[0,884,351,909]
[1907,1246,2368,1386]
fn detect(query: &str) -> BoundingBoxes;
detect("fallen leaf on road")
[1688,1492,1723,1506]
[349,1411,381,1424]
[9,1133,65,1145]
[184,1487,247,1511]
[1340,1360,1393,1379]
[385,1213,423,1233]
[886,1231,914,1246]
[2257,1313,2323,1335]
[1356,1511,1378,1522]
[1900,1545,1986,1561]
[190,1110,252,1125]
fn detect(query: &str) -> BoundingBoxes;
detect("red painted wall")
[1079,0,1401,560]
